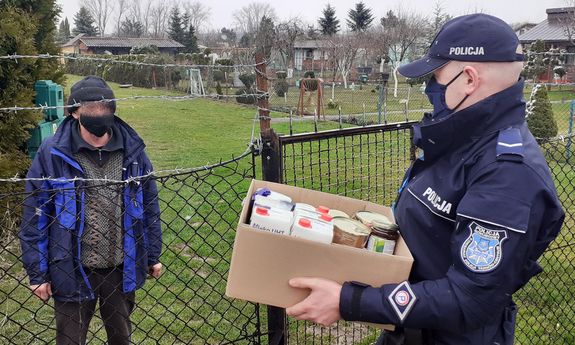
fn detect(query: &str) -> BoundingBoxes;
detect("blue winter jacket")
[20,116,162,302]
[339,80,564,344]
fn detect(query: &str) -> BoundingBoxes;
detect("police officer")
[285,13,565,345]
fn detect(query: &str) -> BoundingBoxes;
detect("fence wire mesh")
[511,137,575,345]
[0,153,266,345]
[274,122,575,345]
[276,123,416,344]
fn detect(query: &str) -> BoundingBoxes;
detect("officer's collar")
[413,78,526,162]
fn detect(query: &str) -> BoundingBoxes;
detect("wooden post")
[256,52,271,134]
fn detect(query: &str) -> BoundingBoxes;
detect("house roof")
[293,40,330,49]
[518,19,569,43]
[62,34,184,48]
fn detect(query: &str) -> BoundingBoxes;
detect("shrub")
[235,88,257,104]
[527,84,558,141]
[327,98,339,109]
[275,79,289,97]
[302,79,318,91]
[276,70,287,79]
[304,71,315,78]
[216,58,234,66]
[215,82,223,98]
[213,70,225,82]
[239,73,255,89]
[130,44,159,55]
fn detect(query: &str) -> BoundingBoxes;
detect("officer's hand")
[286,277,342,327]
[148,263,162,279]
[30,282,52,301]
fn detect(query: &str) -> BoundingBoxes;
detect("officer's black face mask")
[425,70,469,119]
[79,113,114,137]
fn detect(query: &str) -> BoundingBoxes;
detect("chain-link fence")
[0,152,267,345]
[270,122,575,345]
[276,123,415,344]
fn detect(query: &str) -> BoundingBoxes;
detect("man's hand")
[30,283,52,301]
[286,277,342,327]
[148,263,162,278]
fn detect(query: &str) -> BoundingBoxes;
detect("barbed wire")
[0,142,255,184]
[0,53,268,69]
[0,91,270,113]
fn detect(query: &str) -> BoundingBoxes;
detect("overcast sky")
[57,0,566,32]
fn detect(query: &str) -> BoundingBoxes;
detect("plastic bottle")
[291,216,334,244]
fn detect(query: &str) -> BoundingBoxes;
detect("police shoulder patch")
[460,221,508,273]
[387,281,417,323]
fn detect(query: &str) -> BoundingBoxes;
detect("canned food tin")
[328,209,350,219]
[332,218,371,248]
[354,211,393,227]
[366,227,398,255]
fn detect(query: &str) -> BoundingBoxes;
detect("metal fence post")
[568,100,574,163]
[378,79,384,124]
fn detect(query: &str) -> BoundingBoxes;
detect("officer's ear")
[462,65,480,96]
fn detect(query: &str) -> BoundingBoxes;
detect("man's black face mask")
[79,113,115,137]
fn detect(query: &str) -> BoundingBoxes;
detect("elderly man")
[20,76,162,345]
[285,14,564,345]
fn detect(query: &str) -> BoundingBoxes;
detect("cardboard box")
[226,180,413,326]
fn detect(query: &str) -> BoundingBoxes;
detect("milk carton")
[249,206,292,235]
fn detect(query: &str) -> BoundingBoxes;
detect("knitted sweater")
[74,151,125,268]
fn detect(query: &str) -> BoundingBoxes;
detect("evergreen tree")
[255,16,275,58]
[306,25,320,40]
[239,33,252,48]
[180,10,198,53]
[526,84,558,140]
[64,17,70,37]
[318,4,340,36]
[221,27,237,44]
[523,40,547,82]
[72,6,99,36]
[57,18,71,43]
[167,7,184,43]
[380,10,400,28]
[347,2,374,32]
[119,18,144,38]
[0,0,64,178]
[183,24,199,53]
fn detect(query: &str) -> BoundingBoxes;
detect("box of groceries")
[226,179,413,324]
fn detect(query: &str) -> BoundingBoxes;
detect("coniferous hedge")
[0,1,63,179]
[527,84,558,141]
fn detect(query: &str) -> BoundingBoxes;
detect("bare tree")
[181,1,211,33]
[233,2,277,35]
[149,0,172,38]
[114,0,128,35]
[275,17,305,69]
[124,0,156,36]
[380,8,427,95]
[328,32,362,88]
[81,0,114,36]
[555,3,575,45]
[427,1,451,45]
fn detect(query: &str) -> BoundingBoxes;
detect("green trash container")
[28,80,65,159]
[359,74,369,84]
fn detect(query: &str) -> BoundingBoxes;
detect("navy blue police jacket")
[19,116,162,302]
[339,79,564,344]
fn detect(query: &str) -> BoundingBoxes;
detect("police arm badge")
[460,221,508,273]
